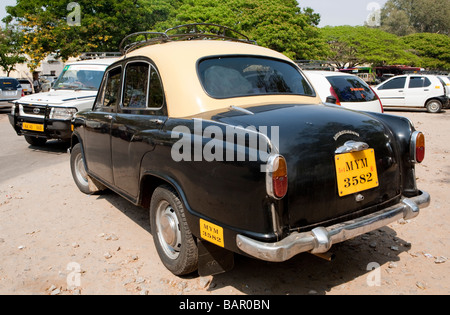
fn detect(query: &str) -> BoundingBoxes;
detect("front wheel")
[70,143,104,194]
[150,185,198,276]
[426,99,442,113]
[24,135,47,146]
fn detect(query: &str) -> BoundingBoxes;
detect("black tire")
[70,143,102,194]
[426,99,442,113]
[24,135,47,146]
[150,185,198,276]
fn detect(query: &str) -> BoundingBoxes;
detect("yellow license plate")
[335,149,379,197]
[23,123,44,132]
[200,219,224,247]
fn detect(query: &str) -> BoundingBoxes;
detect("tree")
[381,0,450,36]
[321,26,421,68]
[154,0,330,61]
[4,0,174,70]
[0,26,26,76]
[403,33,450,70]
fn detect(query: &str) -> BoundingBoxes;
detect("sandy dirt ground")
[0,108,449,296]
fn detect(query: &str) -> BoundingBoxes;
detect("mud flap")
[197,239,234,277]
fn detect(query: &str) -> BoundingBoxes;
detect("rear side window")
[409,76,431,88]
[0,79,21,89]
[326,76,377,102]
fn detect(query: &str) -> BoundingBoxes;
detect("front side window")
[379,77,406,90]
[326,76,377,103]
[198,56,314,99]
[95,67,122,110]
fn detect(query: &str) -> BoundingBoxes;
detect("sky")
[1,0,389,28]
[298,0,389,27]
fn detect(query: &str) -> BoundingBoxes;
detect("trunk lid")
[202,103,402,230]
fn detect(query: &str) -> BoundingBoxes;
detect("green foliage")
[321,26,421,68]
[381,0,450,36]
[154,0,330,60]
[5,0,174,70]
[403,33,450,70]
[0,26,27,76]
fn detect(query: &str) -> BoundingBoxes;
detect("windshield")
[198,56,314,99]
[53,64,108,91]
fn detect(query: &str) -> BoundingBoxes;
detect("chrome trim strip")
[236,190,430,262]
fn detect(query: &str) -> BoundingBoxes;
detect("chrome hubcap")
[75,153,88,186]
[156,201,181,259]
[429,102,439,111]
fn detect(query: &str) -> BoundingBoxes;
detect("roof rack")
[79,52,122,60]
[119,23,256,55]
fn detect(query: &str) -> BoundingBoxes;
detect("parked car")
[0,77,23,111]
[438,76,450,99]
[70,24,430,277]
[304,71,384,113]
[9,57,119,146]
[18,79,33,95]
[374,74,449,113]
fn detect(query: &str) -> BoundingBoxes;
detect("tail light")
[21,90,25,97]
[266,154,288,199]
[369,86,384,113]
[329,87,341,105]
[411,131,425,163]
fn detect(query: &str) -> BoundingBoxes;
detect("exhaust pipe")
[311,251,335,262]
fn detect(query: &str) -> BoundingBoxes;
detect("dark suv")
[0,77,23,111]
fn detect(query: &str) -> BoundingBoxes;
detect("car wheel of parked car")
[24,135,47,146]
[70,143,103,195]
[150,185,198,276]
[426,99,442,113]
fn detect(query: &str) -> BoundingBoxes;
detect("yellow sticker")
[200,219,224,247]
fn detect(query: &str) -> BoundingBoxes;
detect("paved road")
[0,113,69,182]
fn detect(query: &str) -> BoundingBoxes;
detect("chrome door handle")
[105,115,113,120]
[149,118,164,125]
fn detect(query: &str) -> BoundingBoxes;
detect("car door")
[405,76,432,107]
[375,76,407,106]
[83,65,122,185]
[111,59,167,200]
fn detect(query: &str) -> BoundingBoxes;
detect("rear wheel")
[426,99,442,113]
[150,185,198,276]
[24,135,47,146]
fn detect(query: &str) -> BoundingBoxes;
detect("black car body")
[70,25,430,276]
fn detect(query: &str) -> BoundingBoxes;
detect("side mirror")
[326,96,337,104]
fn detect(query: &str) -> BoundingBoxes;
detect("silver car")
[0,77,23,111]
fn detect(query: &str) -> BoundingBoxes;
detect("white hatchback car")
[304,71,384,113]
[374,74,449,113]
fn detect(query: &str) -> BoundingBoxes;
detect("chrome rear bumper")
[236,190,430,262]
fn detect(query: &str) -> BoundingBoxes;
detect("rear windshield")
[0,79,21,90]
[198,56,314,99]
[326,76,377,103]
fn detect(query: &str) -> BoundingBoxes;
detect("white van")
[374,74,449,113]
